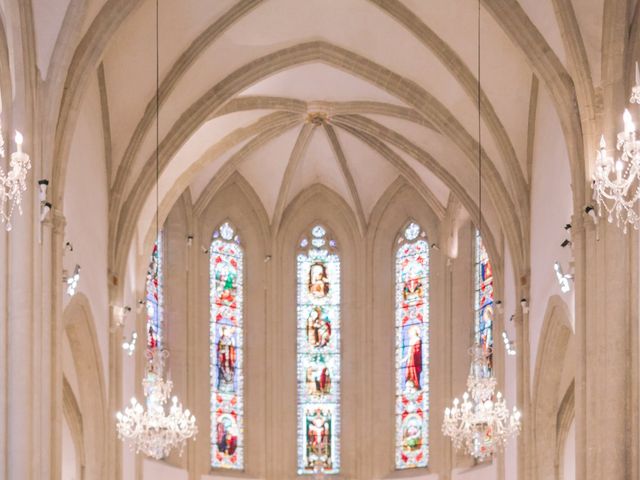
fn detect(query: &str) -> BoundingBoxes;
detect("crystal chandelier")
[116,347,197,459]
[592,63,640,233]
[442,347,521,461]
[117,1,197,456]
[0,130,30,231]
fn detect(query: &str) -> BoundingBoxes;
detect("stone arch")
[191,172,270,477]
[273,183,361,478]
[63,293,108,480]
[111,41,524,290]
[556,380,575,480]
[532,295,574,480]
[62,376,85,480]
[366,178,444,478]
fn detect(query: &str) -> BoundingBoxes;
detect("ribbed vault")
[38,0,596,296]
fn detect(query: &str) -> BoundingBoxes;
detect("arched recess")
[194,172,270,478]
[556,380,575,480]
[532,295,575,480]
[62,376,85,480]
[366,178,443,478]
[274,183,361,479]
[63,293,108,480]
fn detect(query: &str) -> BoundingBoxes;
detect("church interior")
[0,0,637,479]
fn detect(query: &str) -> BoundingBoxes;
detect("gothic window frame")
[394,220,430,470]
[209,221,245,470]
[296,223,341,475]
[474,230,494,376]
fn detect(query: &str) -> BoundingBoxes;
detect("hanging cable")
[477,0,482,237]
[156,0,159,243]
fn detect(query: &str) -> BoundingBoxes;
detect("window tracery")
[210,222,244,469]
[297,225,341,475]
[395,221,430,469]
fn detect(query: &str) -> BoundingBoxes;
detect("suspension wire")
[477,0,482,237]
[156,0,159,243]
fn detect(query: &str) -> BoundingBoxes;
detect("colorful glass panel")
[297,225,341,475]
[395,222,430,469]
[210,222,244,469]
[145,233,163,350]
[475,230,494,376]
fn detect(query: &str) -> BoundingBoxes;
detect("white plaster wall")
[529,85,575,381]
[562,420,576,480]
[452,462,497,480]
[32,0,70,78]
[143,458,188,479]
[62,75,110,389]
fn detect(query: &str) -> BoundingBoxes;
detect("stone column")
[575,2,637,478]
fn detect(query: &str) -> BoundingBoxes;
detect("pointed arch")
[63,293,107,480]
[274,184,361,478]
[532,295,574,480]
[112,41,524,289]
[394,220,430,469]
[295,222,342,474]
[196,172,269,477]
[209,220,245,469]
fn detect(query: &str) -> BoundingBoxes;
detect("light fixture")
[495,300,503,313]
[116,348,197,458]
[501,331,516,356]
[0,130,31,231]
[38,179,49,202]
[65,264,81,297]
[554,261,573,293]
[40,201,52,222]
[113,305,131,328]
[520,298,529,314]
[117,0,196,458]
[64,241,74,252]
[443,1,520,459]
[186,234,193,247]
[122,332,138,356]
[585,205,598,223]
[560,239,572,248]
[592,62,640,233]
[442,346,521,460]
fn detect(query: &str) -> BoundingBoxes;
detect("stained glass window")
[475,230,494,376]
[145,233,163,349]
[297,225,341,475]
[395,222,430,469]
[210,222,244,469]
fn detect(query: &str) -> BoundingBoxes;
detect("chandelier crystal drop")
[0,130,31,231]
[442,346,521,461]
[592,62,640,233]
[116,347,197,459]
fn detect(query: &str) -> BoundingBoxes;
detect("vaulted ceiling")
[33,0,608,276]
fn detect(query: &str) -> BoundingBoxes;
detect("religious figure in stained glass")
[475,230,494,376]
[305,354,332,396]
[145,233,163,350]
[403,325,423,390]
[297,225,341,475]
[210,222,244,470]
[306,306,332,347]
[216,325,237,392]
[395,222,430,470]
[309,262,330,298]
